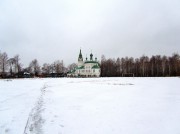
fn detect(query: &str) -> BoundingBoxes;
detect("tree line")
[0,51,70,78]
[0,50,180,78]
[101,53,180,77]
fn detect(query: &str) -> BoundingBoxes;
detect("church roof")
[92,64,100,69]
[76,66,85,70]
[84,61,99,64]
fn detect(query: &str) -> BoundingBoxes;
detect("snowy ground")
[0,77,180,134]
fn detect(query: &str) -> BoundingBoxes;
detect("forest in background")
[0,50,180,78]
[101,53,180,77]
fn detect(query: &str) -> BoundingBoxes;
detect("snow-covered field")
[0,77,180,134]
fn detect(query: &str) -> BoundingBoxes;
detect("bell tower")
[78,49,83,67]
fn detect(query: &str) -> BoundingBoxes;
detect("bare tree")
[8,58,15,76]
[162,56,168,76]
[0,52,8,76]
[29,59,40,76]
[67,63,77,71]
[140,56,145,76]
[54,60,64,73]
[50,63,55,73]
[100,55,106,76]
[121,58,125,75]
[14,55,21,73]
[42,63,51,75]
[171,53,180,76]
[134,58,140,76]
[150,56,156,76]
[116,58,121,76]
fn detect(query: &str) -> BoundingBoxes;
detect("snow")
[0,77,180,134]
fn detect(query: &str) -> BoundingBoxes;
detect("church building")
[67,49,101,77]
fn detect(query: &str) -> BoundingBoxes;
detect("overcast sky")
[0,0,180,67]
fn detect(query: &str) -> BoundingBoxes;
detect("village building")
[67,49,101,77]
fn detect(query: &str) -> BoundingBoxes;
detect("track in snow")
[23,84,47,134]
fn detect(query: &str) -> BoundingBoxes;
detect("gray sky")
[0,0,180,67]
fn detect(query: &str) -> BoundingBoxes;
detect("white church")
[67,49,101,77]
